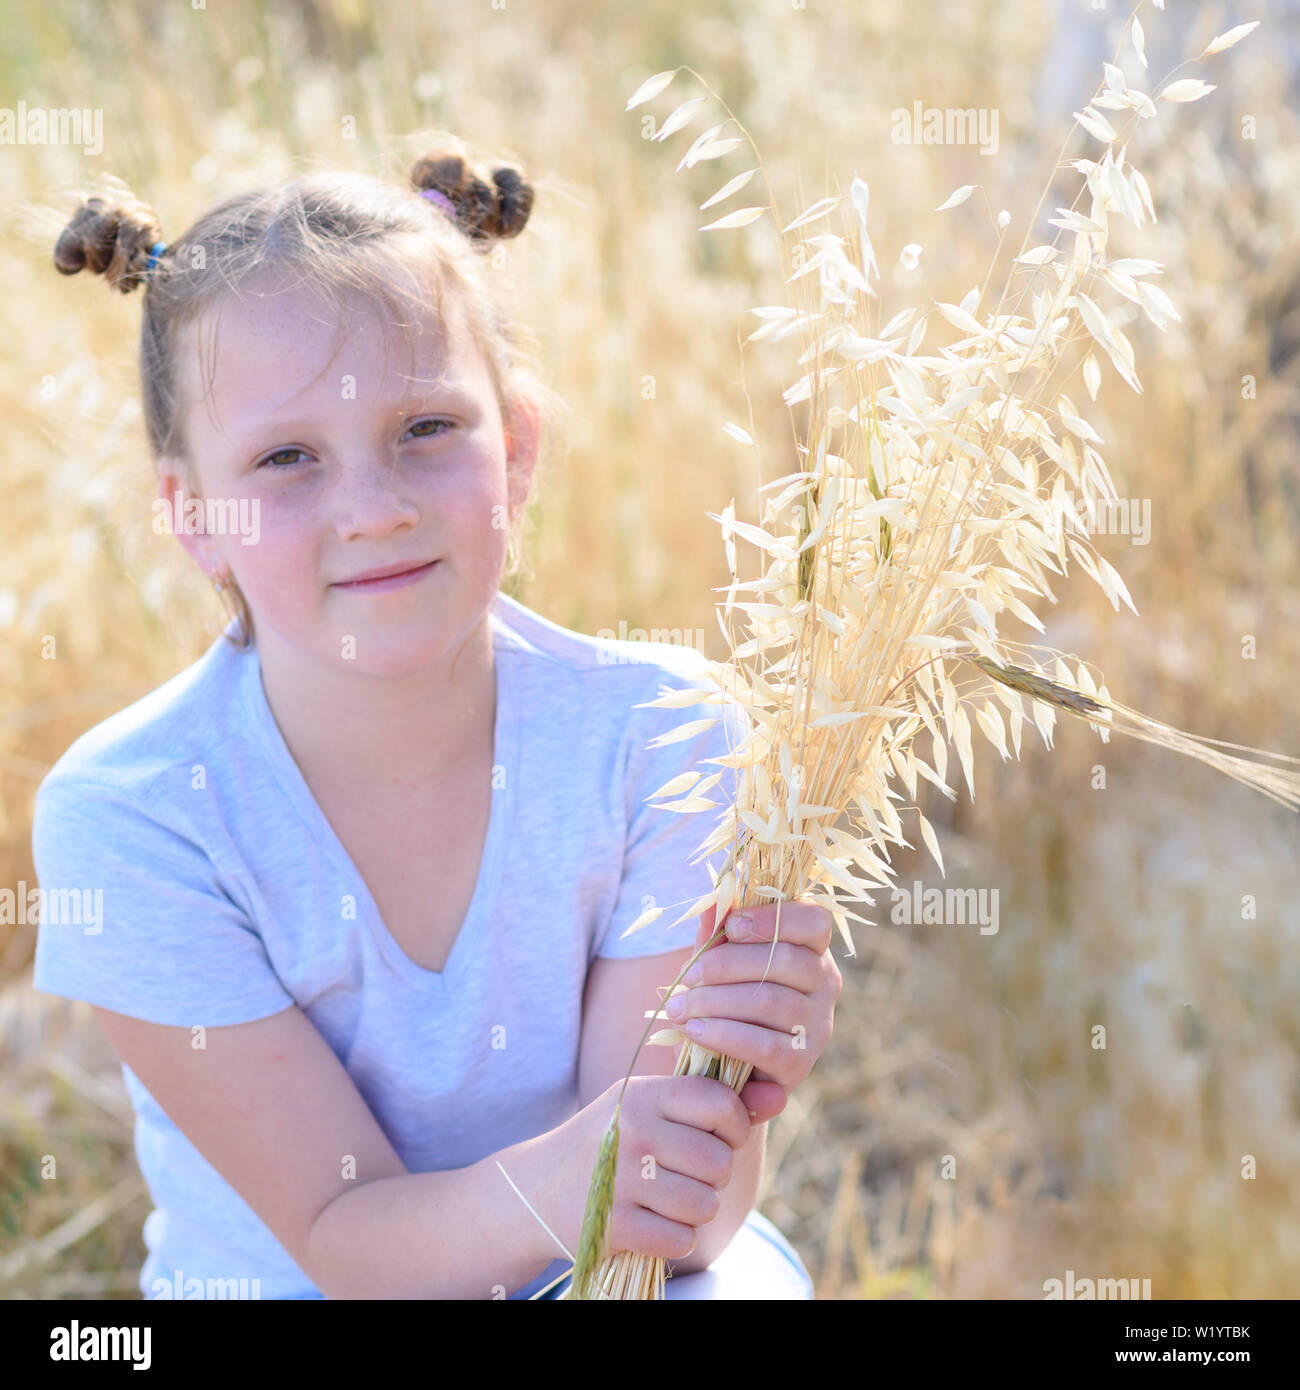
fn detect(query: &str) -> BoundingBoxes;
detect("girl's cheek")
[230,508,313,593]
[431,464,508,535]
[240,515,302,568]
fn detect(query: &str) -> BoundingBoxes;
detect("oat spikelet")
[972,655,1300,812]
[566,1111,619,1300]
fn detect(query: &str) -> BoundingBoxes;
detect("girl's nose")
[330,457,420,539]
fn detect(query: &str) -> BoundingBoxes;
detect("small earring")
[211,572,227,593]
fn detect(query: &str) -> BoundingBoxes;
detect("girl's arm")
[91,1001,559,1299]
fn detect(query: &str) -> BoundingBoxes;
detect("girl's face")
[161,274,533,677]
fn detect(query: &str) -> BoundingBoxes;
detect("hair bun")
[53,191,164,294]
[409,149,534,245]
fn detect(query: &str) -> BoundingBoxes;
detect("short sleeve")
[30,773,295,1027]
[595,667,746,961]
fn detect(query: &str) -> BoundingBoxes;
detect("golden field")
[1,0,1298,1298]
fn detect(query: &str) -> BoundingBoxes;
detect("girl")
[31,141,840,1300]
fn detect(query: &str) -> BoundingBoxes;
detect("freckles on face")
[175,277,512,654]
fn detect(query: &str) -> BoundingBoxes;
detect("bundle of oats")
[567,12,1296,1300]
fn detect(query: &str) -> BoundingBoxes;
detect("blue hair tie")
[144,240,167,272]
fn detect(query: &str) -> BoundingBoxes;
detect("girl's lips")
[331,560,440,593]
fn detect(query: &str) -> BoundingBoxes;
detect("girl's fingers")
[738,1078,787,1123]
[724,901,833,953]
[671,1015,811,1083]
[613,1203,703,1265]
[666,979,808,1032]
[625,1164,725,1232]
[682,940,824,993]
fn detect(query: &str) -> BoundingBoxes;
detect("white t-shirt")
[30,591,743,1299]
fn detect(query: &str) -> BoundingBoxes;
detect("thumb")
[739,1079,787,1125]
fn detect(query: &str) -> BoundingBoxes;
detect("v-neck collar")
[240,617,519,994]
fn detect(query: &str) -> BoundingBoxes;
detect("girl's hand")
[541,1074,753,1264]
[664,901,843,1123]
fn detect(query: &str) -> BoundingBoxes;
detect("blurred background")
[2,0,1298,1298]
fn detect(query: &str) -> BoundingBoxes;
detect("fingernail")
[684,1018,705,1036]
[726,914,753,939]
[665,994,685,1018]
[683,962,703,985]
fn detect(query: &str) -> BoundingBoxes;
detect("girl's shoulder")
[491,589,720,712]
[492,590,746,804]
[29,620,295,1029]
[38,620,249,803]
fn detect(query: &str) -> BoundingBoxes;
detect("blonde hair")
[52,140,567,648]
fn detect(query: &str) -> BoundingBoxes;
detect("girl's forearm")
[670,1119,767,1276]
[303,1131,559,1299]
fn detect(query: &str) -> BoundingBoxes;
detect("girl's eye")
[407,417,453,440]
[258,447,307,470]
[255,419,453,469]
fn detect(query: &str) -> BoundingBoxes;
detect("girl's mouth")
[330,560,440,593]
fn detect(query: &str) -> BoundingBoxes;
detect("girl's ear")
[155,458,222,577]
[503,396,540,516]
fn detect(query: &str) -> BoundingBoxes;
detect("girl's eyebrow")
[230,388,475,442]
[230,414,317,442]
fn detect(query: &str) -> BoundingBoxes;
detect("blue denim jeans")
[533,1208,814,1299]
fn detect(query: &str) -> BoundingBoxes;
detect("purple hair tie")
[419,187,456,218]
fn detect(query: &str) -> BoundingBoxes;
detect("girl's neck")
[253,617,497,798]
